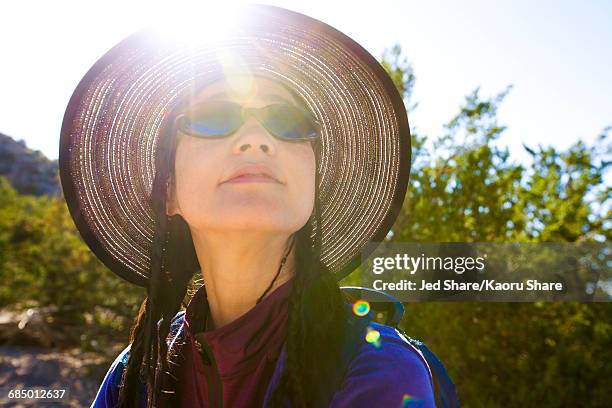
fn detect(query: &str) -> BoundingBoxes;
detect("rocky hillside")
[0,132,60,196]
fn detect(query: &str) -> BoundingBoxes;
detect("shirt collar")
[183,276,294,377]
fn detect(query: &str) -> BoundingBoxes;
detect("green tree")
[0,177,143,349]
[340,44,612,407]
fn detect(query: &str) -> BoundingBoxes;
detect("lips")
[221,164,283,185]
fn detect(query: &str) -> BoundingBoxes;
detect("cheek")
[173,140,220,215]
[286,145,317,219]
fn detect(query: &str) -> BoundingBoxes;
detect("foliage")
[0,177,143,351]
[345,45,611,407]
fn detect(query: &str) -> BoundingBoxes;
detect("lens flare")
[215,49,254,97]
[352,299,370,317]
[401,393,421,406]
[365,326,381,348]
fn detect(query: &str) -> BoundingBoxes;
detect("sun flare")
[149,0,249,46]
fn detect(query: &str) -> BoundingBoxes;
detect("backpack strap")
[168,310,186,345]
[326,286,460,408]
[395,327,460,408]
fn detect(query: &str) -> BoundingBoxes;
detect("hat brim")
[59,4,411,287]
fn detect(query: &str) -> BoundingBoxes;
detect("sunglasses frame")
[174,101,322,142]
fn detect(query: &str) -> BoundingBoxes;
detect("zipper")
[196,335,223,408]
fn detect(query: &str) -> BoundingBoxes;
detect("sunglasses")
[174,100,321,142]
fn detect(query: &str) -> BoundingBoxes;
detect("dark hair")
[116,77,350,407]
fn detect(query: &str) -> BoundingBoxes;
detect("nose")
[231,116,276,155]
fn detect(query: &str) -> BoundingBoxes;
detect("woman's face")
[166,76,317,236]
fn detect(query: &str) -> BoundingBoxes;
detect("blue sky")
[1,0,610,169]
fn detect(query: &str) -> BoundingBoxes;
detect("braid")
[117,296,150,408]
[154,214,198,406]
[117,187,168,408]
[118,108,199,407]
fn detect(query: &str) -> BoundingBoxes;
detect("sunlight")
[149,0,249,47]
[148,0,255,96]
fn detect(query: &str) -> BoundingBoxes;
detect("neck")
[190,229,296,329]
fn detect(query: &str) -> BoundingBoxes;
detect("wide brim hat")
[59,4,411,287]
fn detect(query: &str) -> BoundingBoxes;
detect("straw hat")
[59,4,411,287]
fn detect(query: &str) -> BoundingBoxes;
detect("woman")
[59,5,438,408]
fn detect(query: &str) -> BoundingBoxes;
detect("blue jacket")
[91,309,438,407]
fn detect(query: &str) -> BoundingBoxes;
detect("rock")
[0,132,60,197]
[0,346,102,407]
[0,308,59,348]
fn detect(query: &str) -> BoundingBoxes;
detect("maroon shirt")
[174,277,293,407]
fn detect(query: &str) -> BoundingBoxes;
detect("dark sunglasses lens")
[260,105,319,141]
[179,102,242,137]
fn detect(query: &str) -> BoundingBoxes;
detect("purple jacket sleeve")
[90,344,131,408]
[329,322,436,408]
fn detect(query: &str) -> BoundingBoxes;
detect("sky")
[0,0,610,170]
